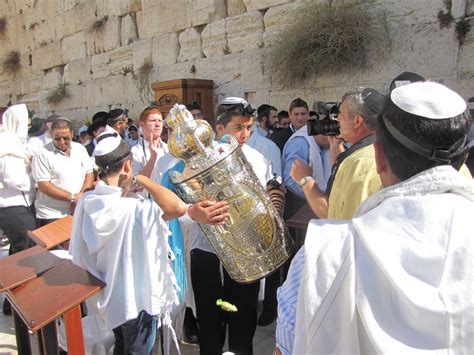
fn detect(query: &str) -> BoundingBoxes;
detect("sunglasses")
[54,136,72,142]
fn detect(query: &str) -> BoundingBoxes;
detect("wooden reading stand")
[0,217,105,354]
[27,215,73,250]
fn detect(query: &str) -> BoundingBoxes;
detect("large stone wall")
[0,0,473,124]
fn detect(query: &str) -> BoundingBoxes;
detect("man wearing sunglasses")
[290,87,385,220]
[32,117,94,226]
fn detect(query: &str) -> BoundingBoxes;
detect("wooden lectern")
[151,79,214,126]
[0,217,105,354]
[28,215,73,250]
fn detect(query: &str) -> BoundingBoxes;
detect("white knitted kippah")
[93,132,121,157]
[391,81,467,119]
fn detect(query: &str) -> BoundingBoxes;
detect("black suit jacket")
[85,142,95,156]
[269,127,294,152]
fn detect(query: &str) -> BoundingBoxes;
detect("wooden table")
[0,246,104,355]
[27,215,73,250]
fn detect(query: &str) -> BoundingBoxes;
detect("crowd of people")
[0,71,473,355]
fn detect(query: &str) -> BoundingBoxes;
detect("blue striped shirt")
[276,247,306,355]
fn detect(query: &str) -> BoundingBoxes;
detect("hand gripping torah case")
[166,104,294,283]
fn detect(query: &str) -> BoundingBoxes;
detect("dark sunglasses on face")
[54,136,72,142]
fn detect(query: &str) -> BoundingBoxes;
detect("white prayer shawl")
[283,126,331,191]
[294,166,474,354]
[69,182,179,333]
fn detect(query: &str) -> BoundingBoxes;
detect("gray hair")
[341,88,379,130]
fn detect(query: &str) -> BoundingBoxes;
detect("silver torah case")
[167,104,294,283]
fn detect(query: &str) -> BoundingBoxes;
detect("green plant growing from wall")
[0,17,7,35]
[437,1,471,45]
[2,51,21,73]
[437,10,454,28]
[265,2,387,85]
[47,84,70,105]
[455,18,471,45]
[91,15,108,31]
[133,59,153,103]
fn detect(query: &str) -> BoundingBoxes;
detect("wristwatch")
[70,193,76,203]
[298,176,313,188]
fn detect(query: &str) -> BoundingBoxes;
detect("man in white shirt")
[32,118,94,226]
[69,134,188,354]
[131,106,177,190]
[0,104,37,316]
[189,97,274,355]
[276,82,474,354]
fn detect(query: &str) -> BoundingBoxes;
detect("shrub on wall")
[2,51,21,73]
[265,2,389,85]
[0,17,6,35]
[47,84,70,105]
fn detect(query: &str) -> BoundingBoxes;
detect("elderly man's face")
[337,100,357,143]
[52,128,73,153]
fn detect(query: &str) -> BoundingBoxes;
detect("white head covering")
[1,104,29,144]
[391,82,467,119]
[93,132,121,157]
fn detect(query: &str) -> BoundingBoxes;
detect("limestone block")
[60,0,80,12]
[24,71,43,94]
[0,79,12,104]
[32,41,63,71]
[82,80,102,107]
[55,1,96,38]
[450,0,468,18]
[178,27,204,62]
[245,90,271,108]
[63,58,91,85]
[240,49,271,90]
[42,67,63,90]
[133,39,152,70]
[186,0,227,27]
[155,62,194,82]
[35,1,62,22]
[262,2,302,46]
[376,0,445,27]
[245,0,294,11]
[108,46,134,76]
[152,32,180,66]
[123,74,142,105]
[107,0,142,16]
[47,84,83,112]
[31,20,56,46]
[86,16,121,55]
[137,1,188,38]
[61,32,86,63]
[227,0,247,17]
[121,13,139,46]
[201,19,227,57]
[90,52,110,80]
[226,11,264,52]
[195,53,241,87]
[214,79,243,96]
[458,39,474,75]
[155,0,188,33]
[268,89,315,112]
[98,75,126,106]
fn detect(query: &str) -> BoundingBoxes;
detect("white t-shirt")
[26,132,51,158]
[32,141,93,219]
[247,124,282,177]
[131,137,178,187]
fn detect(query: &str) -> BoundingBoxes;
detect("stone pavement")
[0,244,276,355]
